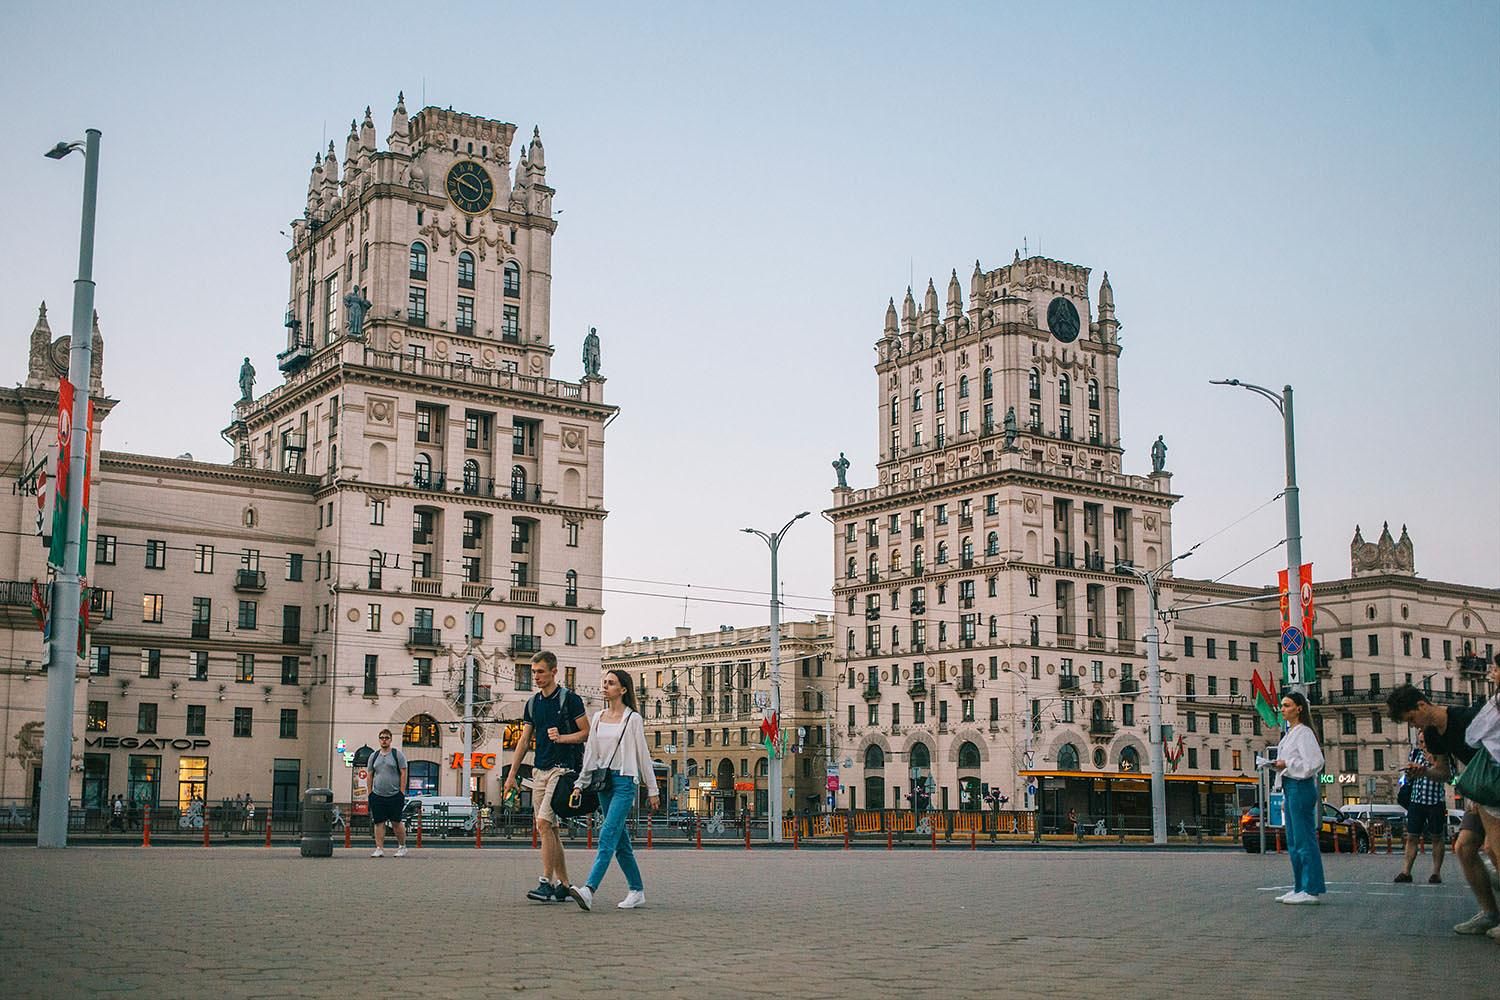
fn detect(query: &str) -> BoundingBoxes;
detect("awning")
[1019,769,1255,785]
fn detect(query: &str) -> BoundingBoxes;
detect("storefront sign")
[86,737,210,751]
[450,752,498,770]
[733,781,754,792]
[1337,773,1357,785]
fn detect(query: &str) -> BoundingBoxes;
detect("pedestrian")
[1394,730,1446,885]
[367,728,409,857]
[501,650,590,904]
[571,669,659,911]
[240,793,253,833]
[1272,690,1326,905]
[110,794,124,833]
[126,796,140,831]
[1388,681,1496,936]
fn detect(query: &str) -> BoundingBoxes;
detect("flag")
[1251,669,1281,730]
[78,398,95,576]
[48,379,74,569]
[30,580,48,636]
[760,711,780,758]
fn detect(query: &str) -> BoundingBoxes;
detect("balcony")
[407,627,442,649]
[1088,434,1103,446]
[959,515,974,529]
[865,607,881,621]
[1120,678,1140,694]
[282,431,307,452]
[234,570,266,593]
[867,570,880,584]
[1459,654,1489,676]
[510,635,540,656]
[960,557,974,570]
[1027,421,1042,433]
[412,473,447,493]
[862,685,882,702]
[1325,689,1384,706]
[1083,553,1105,572]
[510,484,543,503]
[191,621,211,640]
[866,533,879,547]
[277,330,314,375]
[1059,427,1073,441]
[908,678,927,697]
[1054,551,1075,569]
[411,578,442,596]
[510,586,539,604]
[937,722,950,735]
[956,674,977,696]
[460,582,489,602]
[460,478,497,498]
[1059,675,1080,692]
[1089,719,1117,737]
[911,566,925,578]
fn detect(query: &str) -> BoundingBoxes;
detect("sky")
[3,1,1497,644]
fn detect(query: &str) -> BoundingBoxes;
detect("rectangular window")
[1343,748,1358,773]
[1249,642,1259,662]
[281,656,299,685]
[1228,640,1238,661]
[233,707,253,738]
[1187,748,1198,769]
[96,534,117,565]
[145,539,166,569]
[139,593,163,624]
[191,651,208,681]
[1368,634,1379,656]
[502,304,520,341]
[408,285,427,324]
[1122,703,1134,727]
[279,709,298,739]
[369,500,385,527]
[1420,637,1430,658]
[87,700,107,732]
[1186,712,1197,733]
[456,294,475,333]
[139,649,160,678]
[194,544,214,573]
[1340,636,1354,658]
[236,653,254,683]
[191,597,212,638]
[1182,636,1194,657]
[565,619,578,646]
[137,703,158,734]
[413,657,432,686]
[91,587,114,620]
[286,552,303,581]
[367,604,381,631]
[1206,638,1216,659]
[1209,749,1221,771]
[186,704,206,736]
[325,274,340,344]
[364,655,378,696]
[1373,748,1385,772]
[237,600,257,630]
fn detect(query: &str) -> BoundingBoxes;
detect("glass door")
[178,757,208,828]
[83,754,110,819]
[128,755,161,809]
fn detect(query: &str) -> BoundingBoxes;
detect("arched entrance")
[864,774,885,810]
[908,742,932,811]
[716,759,737,818]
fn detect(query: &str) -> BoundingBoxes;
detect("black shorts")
[1405,803,1445,838]
[369,793,405,824]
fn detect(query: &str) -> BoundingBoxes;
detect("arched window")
[864,774,885,810]
[867,553,879,579]
[909,743,931,771]
[989,615,998,640]
[913,545,924,573]
[510,465,527,500]
[912,388,923,412]
[1059,372,1072,404]
[1057,743,1080,771]
[403,714,440,748]
[983,368,993,400]
[1119,746,1141,772]
[936,542,949,565]
[846,557,857,579]
[686,759,698,778]
[503,260,521,297]
[890,550,902,572]
[755,758,768,777]
[960,537,973,563]
[457,251,475,290]
[935,382,946,412]
[958,375,969,399]
[846,629,856,652]
[686,698,695,716]
[864,745,885,770]
[565,569,578,607]
[409,241,428,280]
[1028,367,1041,399]
[890,625,900,648]
[654,699,662,718]
[413,453,432,488]
[957,741,981,769]
[462,458,480,494]
[1088,379,1100,409]
[986,531,1000,556]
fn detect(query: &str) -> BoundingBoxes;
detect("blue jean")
[585,771,643,892]
[1283,776,1326,895]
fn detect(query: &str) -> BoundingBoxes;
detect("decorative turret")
[1351,521,1417,577]
[900,287,916,333]
[25,301,52,386]
[970,259,983,301]
[1095,270,1119,344]
[884,298,898,338]
[344,120,360,170]
[359,106,377,153]
[387,92,410,154]
[946,269,962,320]
[528,126,546,173]
[509,147,531,212]
[305,153,323,218]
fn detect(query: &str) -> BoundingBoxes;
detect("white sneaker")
[394,846,408,857]
[618,890,646,909]
[370,849,384,858]
[1274,890,1296,902]
[570,885,592,911]
[1283,892,1321,905]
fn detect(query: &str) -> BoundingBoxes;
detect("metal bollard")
[475,816,483,849]
[695,816,703,850]
[971,826,977,850]
[416,811,423,849]
[264,811,272,848]
[344,817,352,849]
[1385,833,1392,854]
[931,822,938,851]
[646,816,653,850]
[142,807,152,848]
[744,816,752,851]
[844,818,851,851]
[793,817,800,850]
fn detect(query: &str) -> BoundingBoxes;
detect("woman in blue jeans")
[572,669,659,911]
[1273,690,1327,904]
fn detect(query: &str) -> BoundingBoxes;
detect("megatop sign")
[86,737,211,751]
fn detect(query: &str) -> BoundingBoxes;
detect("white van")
[1340,803,1406,838]
[403,795,478,835]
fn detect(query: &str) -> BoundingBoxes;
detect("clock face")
[445,161,494,214]
[1047,297,1081,343]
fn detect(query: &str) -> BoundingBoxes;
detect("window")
[408,285,427,324]
[502,304,520,341]
[191,651,207,681]
[145,539,166,569]
[237,600,257,630]
[1339,636,1354,658]
[565,619,578,646]
[1209,749,1221,771]
[565,570,579,607]
[1183,636,1194,657]
[96,534,116,565]
[139,648,160,678]
[87,700,107,731]
[233,708,253,738]
[91,588,114,620]
[1249,641,1259,662]
[142,594,163,623]
[367,603,382,632]
[1186,712,1197,733]
[1341,712,1356,736]
[1122,703,1134,726]
[237,653,254,683]
[324,273,340,344]
[364,655,378,696]
[413,657,432,686]
[1373,748,1385,772]
[456,294,475,333]
[1368,634,1379,656]
[503,260,521,297]
[409,241,428,280]
[187,704,206,736]
[1028,368,1041,398]
[1420,637,1430,658]
[1209,712,1220,734]
[457,251,475,289]
[137,703,158,734]
[567,522,579,547]
[193,544,214,573]
[1206,638,1217,659]
[286,552,303,581]
[1343,748,1358,773]
[1228,640,1238,661]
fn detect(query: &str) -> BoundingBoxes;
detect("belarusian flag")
[47,379,74,569]
[78,398,95,576]
[1251,669,1281,729]
[760,711,780,758]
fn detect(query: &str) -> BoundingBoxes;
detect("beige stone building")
[602,619,835,818]
[1,98,614,821]
[829,255,1499,831]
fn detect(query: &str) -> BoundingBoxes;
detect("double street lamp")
[38,130,102,849]
[742,511,809,843]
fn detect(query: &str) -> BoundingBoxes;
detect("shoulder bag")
[552,711,632,818]
[1455,744,1500,809]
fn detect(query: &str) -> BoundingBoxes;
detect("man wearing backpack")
[368,728,410,858]
[503,650,590,903]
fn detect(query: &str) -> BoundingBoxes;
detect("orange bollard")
[142,807,152,848]
[793,817,800,850]
[744,816,752,851]
[844,819,851,851]
[695,816,703,850]
[202,820,211,848]
[264,811,272,848]
[931,821,938,851]
[971,826,977,850]
[887,824,893,851]
[416,811,423,849]
[344,816,352,848]
[646,816,653,850]
[475,817,483,850]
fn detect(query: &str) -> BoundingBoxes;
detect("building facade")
[2,98,614,821]
[602,619,835,818]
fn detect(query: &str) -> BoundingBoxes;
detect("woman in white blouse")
[1273,690,1327,904]
[572,669,659,911]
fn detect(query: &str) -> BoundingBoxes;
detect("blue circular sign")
[1281,626,1304,654]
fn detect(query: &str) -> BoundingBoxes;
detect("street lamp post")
[461,587,495,799]
[1119,549,1194,846]
[742,511,809,843]
[38,129,102,849]
[1210,380,1305,694]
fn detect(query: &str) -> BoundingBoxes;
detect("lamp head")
[45,141,80,160]
[796,511,810,519]
[741,528,755,534]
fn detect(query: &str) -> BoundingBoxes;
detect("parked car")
[1240,803,1370,853]
[403,796,478,835]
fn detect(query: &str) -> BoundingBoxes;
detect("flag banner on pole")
[48,379,75,569]
[1251,669,1282,729]
[31,580,48,637]
[1277,563,1315,637]
[760,711,780,758]
[78,398,95,577]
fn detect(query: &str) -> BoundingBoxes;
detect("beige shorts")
[529,766,569,828]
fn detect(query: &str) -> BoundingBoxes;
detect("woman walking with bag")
[572,669,659,911]
[1273,690,1327,905]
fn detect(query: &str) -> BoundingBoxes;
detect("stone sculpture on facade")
[238,357,256,402]
[582,326,601,377]
[832,452,851,488]
[344,285,371,339]
[1150,435,1168,474]
[1350,523,1416,577]
[1003,406,1018,450]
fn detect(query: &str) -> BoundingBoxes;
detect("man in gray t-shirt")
[367,729,409,857]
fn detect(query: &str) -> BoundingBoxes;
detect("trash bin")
[300,787,334,858]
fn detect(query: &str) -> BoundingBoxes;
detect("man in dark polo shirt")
[503,650,589,905]
[1388,684,1493,935]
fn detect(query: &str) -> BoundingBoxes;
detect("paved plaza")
[0,844,1491,999]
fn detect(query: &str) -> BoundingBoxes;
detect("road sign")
[1281,626,1304,655]
[825,775,840,793]
[1285,652,1303,685]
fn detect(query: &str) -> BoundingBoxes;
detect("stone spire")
[387,92,410,154]
[306,152,323,217]
[26,301,52,385]
[1096,271,1118,344]
[946,269,962,319]
[884,298,898,337]
[528,125,546,173]
[900,287,916,333]
[970,259,983,301]
[320,141,340,208]
[344,119,360,168]
[359,106,377,152]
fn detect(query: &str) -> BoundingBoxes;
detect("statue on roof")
[238,357,256,402]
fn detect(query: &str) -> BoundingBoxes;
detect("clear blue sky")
[3,1,1497,643]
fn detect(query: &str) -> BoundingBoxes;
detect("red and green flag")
[47,379,94,576]
[760,711,780,758]
[1251,669,1281,730]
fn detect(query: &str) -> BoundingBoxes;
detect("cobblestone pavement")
[0,844,1492,999]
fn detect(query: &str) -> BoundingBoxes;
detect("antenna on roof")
[1022,237,1028,258]
[682,585,690,630]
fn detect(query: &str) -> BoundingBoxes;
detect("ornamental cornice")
[348,362,615,423]
[829,468,1177,521]
[99,451,320,493]
[320,476,609,521]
